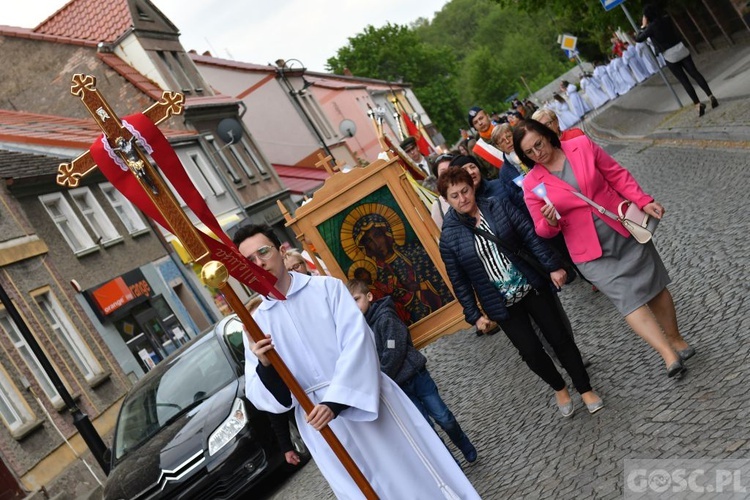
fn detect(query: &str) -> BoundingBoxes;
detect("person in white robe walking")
[623,43,650,82]
[593,62,619,99]
[579,73,610,109]
[560,80,591,118]
[608,57,635,95]
[235,224,480,500]
[636,41,660,75]
[549,95,579,130]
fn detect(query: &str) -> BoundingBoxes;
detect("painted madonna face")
[445,181,477,216]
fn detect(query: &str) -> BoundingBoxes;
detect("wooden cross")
[314,152,347,175]
[61,74,378,499]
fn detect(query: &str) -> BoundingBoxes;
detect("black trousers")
[666,55,712,105]
[498,289,591,394]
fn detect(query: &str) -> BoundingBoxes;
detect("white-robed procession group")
[541,40,665,132]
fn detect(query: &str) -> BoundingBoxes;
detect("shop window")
[33,292,104,383]
[69,187,121,246]
[38,193,97,255]
[0,364,35,433]
[0,310,63,406]
[100,183,148,235]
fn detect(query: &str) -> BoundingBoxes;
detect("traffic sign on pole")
[601,0,626,11]
[560,34,578,51]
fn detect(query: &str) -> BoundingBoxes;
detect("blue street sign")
[563,48,579,59]
[601,0,625,11]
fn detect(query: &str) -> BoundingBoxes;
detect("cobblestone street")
[261,140,750,499]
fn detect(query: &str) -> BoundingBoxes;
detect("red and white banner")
[88,113,283,299]
[472,138,504,168]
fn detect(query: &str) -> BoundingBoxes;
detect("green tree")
[326,23,465,143]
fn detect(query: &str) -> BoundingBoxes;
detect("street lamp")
[275,59,336,164]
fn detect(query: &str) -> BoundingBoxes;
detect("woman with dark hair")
[636,3,718,116]
[438,167,602,417]
[448,154,505,200]
[513,119,694,379]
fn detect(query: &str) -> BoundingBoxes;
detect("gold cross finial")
[56,78,184,188]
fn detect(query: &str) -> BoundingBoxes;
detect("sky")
[3,0,449,72]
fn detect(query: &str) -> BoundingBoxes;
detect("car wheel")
[288,420,311,463]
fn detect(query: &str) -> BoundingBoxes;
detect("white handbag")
[662,42,689,63]
[570,191,660,244]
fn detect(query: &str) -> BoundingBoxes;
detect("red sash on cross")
[472,138,504,168]
[88,113,284,299]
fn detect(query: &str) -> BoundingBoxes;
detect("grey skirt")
[577,217,671,316]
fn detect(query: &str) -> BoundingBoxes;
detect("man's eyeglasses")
[523,139,545,157]
[290,262,305,272]
[246,245,275,264]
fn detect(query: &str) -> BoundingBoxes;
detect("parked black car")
[103,315,309,500]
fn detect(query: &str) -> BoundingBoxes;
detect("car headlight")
[208,398,247,456]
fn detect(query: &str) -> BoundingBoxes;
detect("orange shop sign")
[92,277,134,315]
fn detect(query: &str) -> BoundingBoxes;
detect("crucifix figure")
[59,74,378,499]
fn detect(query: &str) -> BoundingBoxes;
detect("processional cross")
[57,74,377,499]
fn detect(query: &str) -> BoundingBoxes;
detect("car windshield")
[113,336,235,460]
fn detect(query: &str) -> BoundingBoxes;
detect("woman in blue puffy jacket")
[438,167,602,417]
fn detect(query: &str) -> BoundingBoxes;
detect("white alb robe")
[244,274,480,500]
[564,83,591,117]
[549,101,578,130]
[608,58,635,95]
[593,65,618,99]
[623,45,650,82]
[637,41,660,75]
[580,76,609,109]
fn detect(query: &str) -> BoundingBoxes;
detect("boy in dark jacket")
[347,279,477,463]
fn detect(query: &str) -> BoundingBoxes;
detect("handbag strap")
[569,190,621,222]
[466,223,551,280]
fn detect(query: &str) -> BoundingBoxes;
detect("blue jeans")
[400,368,467,447]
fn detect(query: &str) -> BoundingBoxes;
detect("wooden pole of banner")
[59,74,378,500]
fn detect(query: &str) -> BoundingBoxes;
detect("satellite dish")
[339,119,357,138]
[217,118,244,145]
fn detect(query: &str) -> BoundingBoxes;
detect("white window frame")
[240,139,268,176]
[69,187,121,246]
[99,182,149,235]
[0,309,63,406]
[179,147,226,200]
[0,364,35,433]
[205,135,242,184]
[34,291,104,383]
[39,193,97,255]
[227,144,255,180]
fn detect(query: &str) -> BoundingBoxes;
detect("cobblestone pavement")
[261,144,750,500]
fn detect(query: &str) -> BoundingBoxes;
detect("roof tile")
[34,0,132,43]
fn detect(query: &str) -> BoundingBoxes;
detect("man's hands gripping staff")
[252,334,334,431]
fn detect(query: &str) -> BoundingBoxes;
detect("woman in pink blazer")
[513,119,693,378]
